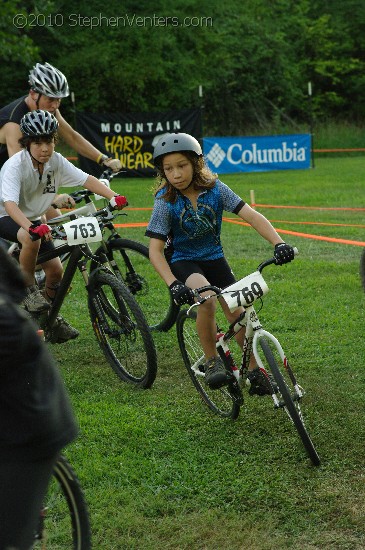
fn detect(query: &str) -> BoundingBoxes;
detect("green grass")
[53,155,365,549]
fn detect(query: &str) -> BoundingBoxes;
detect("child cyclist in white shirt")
[0,109,127,343]
[146,133,295,394]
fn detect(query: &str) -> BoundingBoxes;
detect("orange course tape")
[252,204,365,211]
[222,217,365,247]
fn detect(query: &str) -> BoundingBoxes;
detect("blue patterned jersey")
[145,179,245,262]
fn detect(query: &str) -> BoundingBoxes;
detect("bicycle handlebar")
[187,247,299,312]
[29,202,124,241]
[66,168,126,204]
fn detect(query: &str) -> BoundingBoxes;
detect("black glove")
[274,243,295,265]
[169,280,195,306]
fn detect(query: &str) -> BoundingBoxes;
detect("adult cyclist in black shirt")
[0,61,120,176]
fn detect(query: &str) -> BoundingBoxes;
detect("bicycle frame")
[187,255,304,407]
[215,302,305,408]
[47,244,92,326]
[30,205,118,330]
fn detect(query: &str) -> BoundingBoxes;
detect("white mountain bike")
[176,252,320,466]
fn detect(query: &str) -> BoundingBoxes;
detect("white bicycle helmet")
[153,133,202,165]
[28,62,69,98]
[20,109,59,137]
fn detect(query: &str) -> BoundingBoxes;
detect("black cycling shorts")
[171,257,236,289]
[0,216,55,255]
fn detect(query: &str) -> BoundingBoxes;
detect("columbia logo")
[206,143,226,167]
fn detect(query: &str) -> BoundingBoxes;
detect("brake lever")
[186,291,216,315]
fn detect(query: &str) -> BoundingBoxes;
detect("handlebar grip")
[100,168,114,180]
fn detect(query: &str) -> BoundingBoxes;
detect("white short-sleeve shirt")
[0,149,89,221]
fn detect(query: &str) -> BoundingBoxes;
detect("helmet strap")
[27,145,45,180]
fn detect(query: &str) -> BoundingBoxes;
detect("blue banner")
[203,134,311,173]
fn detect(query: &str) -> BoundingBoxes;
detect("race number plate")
[222,271,269,311]
[63,217,102,245]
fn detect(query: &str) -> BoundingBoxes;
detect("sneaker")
[49,316,79,344]
[246,367,278,396]
[21,285,50,314]
[204,356,228,389]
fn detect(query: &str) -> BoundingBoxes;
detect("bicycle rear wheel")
[259,337,320,466]
[34,454,91,549]
[88,269,157,388]
[91,238,179,332]
[176,309,241,419]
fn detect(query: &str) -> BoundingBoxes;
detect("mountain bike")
[48,168,179,332]
[34,454,91,549]
[176,253,321,466]
[26,202,157,388]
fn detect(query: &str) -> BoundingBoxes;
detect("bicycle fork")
[252,328,305,408]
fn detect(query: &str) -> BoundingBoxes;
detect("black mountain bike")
[34,454,91,549]
[47,168,179,332]
[26,201,157,388]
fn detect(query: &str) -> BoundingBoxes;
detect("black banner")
[75,108,202,177]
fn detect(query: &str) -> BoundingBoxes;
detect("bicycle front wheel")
[88,269,157,388]
[91,238,179,332]
[259,337,320,466]
[34,455,91,549]
[176,309,241,419]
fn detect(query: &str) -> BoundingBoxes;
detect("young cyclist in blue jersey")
[0,109,127,343]
[146,133,295,394]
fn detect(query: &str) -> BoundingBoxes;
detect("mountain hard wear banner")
[76,108,202,177]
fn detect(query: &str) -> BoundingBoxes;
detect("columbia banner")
[76,108,202,177]
[203,134,311,173]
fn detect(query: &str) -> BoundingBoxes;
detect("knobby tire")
[259,337,320,466]
[91,238,179,332]
[88,269,157,388]
[34,454,91,549]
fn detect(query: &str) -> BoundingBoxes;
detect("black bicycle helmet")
[29,62,70,98]
[20,109,59,137]
[153,133,202,165]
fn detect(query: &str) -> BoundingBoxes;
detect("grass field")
[54,156,365,549]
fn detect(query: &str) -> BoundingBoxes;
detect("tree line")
[2,0,365,135]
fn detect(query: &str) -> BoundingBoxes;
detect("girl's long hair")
[153,152,217,202]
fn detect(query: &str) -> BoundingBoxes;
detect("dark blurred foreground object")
[0,246,78,550]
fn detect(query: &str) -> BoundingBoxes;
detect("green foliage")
[0,1,40,97]
[2,0,365,132]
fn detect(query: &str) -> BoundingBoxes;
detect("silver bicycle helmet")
[28,62,70,98]
[153,133,202,165]
[20,109,59,137]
